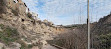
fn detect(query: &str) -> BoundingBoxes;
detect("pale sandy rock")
[3,42,21,49]
[0,43,4,49]
[21,38,32,45]
[0,27,3,32]
[32,46,39,49]
[8,42,21,49]
[43,19,48,23]
[24,21,31,25]
[40,40,47,46]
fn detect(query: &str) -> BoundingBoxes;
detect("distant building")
[13,0,18,3]
[13,0,22,3]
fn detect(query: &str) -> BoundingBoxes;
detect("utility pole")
[87,0,90,49]
[80,4,82,24]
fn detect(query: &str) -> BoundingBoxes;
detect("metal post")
[87,0,90,49]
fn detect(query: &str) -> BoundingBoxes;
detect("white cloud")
[22,0,39,13]
[22,0,111,25]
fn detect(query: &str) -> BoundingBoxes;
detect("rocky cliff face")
[0,0,66,49]
[91,14,111,35]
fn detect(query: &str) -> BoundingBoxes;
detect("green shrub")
[98,33,111,49]
[27,13,32,17]
[28,44,33,48]
[27,13,34,20]
[0,24,4,29]
[20,44,26,49]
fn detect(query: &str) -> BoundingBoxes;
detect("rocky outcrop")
[0,42,21,49]
[0,0,7,14]
[0,0,66,49]
[91,14,111,35]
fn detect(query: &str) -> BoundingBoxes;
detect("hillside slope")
[90,14,111,49]
[0,0,66,49]
[92,14,111,35]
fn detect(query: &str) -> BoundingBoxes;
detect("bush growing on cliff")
[27,13,32,18]
[27,13,34,20]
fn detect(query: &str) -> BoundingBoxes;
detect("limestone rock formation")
[0,0,66,49]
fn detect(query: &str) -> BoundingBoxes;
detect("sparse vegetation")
[28,44,33,48]
[27,13,32,17]
[20,42,27,49]
[17,39,33,49]
[27,12,34,20]
[0,24,19,45]
[94,33,111,49]
[0,24,33,49]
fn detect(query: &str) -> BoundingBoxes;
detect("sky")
[22,0,111,25]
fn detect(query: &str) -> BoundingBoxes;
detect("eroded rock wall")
[0,0,66,49]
